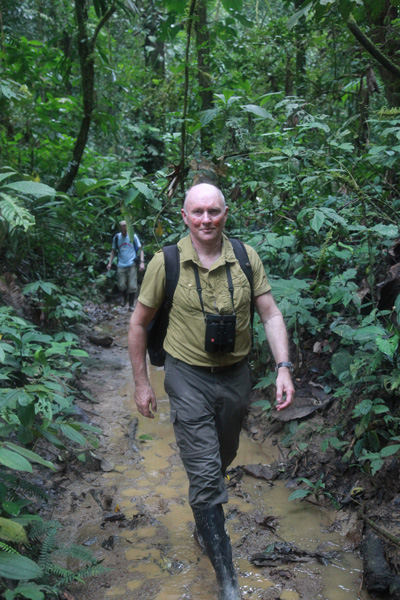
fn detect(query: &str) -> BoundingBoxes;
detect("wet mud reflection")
[102,361,365,599]
[87,319,367,599]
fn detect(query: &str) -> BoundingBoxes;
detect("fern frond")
[57,562,107,586]
[0,541,18,553]
[47,563,75,579]
[0,471,49,501]
[55,543,98,563]
[76,563,107,579]
[38,521,60,571]
[29,519,51,541]
[0,191,35,231]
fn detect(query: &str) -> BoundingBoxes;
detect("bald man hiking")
[128,183,295,599]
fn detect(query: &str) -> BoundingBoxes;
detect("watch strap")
[275,361,293,373]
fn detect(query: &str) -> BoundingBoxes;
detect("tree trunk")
[140,0,166,174]
[347,3,400,107]
[56,0,116,192]
[294,0,307,97]
[180,0,197,193]
[195,0,214,154]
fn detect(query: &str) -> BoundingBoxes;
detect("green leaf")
[370,223,399,238]
[242,105,272,119]
[4,181,56,197]
[2,501,21,516]
[354,399,373,416]
[5,442,55,470]
[310,210,326,234]
[253,373,276,389]
[0,170,16,183]
[0,551,43,580]
[200,108,219,126]
[380,444,400,457]
[0,517,28,543]
[0,448,32,472]
[221,0,243,10]
[251,399,272,408]
[5,582,45,600]
[131,181,154,200]
[75,178,113,198]
[370,459,384,476]
[69,349,89,357]
[287,3,312,29]
[60,424,86,446]
[17,402,35,428]
[376,335,399,358]
[352,325,386,342]
[288,489,310,501]
[331,350,353,381]
[327,437,347,450]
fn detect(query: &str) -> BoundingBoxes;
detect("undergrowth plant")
[0,519,106,599]
[0,306,102,597]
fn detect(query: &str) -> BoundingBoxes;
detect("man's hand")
[106,263,112,271]
[275,369,295,411]
[134,382,157,418]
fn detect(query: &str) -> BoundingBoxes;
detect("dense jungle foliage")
[1,0,400,597]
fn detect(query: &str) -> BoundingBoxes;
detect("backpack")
[114,232,140,260]
[147,239,254,367]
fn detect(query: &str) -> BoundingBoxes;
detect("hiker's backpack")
[147,239,254,367]
[113,232,140,258]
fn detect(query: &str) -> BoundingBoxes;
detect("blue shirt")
[113,232,141,268]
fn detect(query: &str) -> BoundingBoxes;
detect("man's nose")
[202,211,211,222]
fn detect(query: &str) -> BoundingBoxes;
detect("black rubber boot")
[120,290,127,307]
[128,292,135,311]
[192,505,242,600]
[193,526,207,554]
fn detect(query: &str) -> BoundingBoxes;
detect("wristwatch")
[275,361,293,373]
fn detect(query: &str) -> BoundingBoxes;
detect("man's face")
[120,223,127,236]
[181,185,228,246]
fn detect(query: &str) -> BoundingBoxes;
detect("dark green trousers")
[164,354,252,509]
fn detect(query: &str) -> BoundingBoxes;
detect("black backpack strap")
[229,238,254,327]
[146,244,179,367]
[163,244,180,311]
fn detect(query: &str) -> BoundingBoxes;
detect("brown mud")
[44,304,395,600]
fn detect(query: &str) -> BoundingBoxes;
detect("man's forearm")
[263,314,290,365]
[128,322,149,386]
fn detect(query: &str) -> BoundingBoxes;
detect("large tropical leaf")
[0,550,43,580]
[4,181,56,198]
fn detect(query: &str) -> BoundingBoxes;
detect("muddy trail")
[51,306,368,600]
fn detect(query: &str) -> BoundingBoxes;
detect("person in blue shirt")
[107,220,145,310]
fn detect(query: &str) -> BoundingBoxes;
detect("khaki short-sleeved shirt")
[138,234,271,367]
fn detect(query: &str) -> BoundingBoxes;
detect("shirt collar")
[178,233,236,268]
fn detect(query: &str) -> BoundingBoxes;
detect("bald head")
[184,184,225,213]
[181,183,228,249]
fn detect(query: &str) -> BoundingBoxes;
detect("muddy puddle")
[59,312,369,600]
